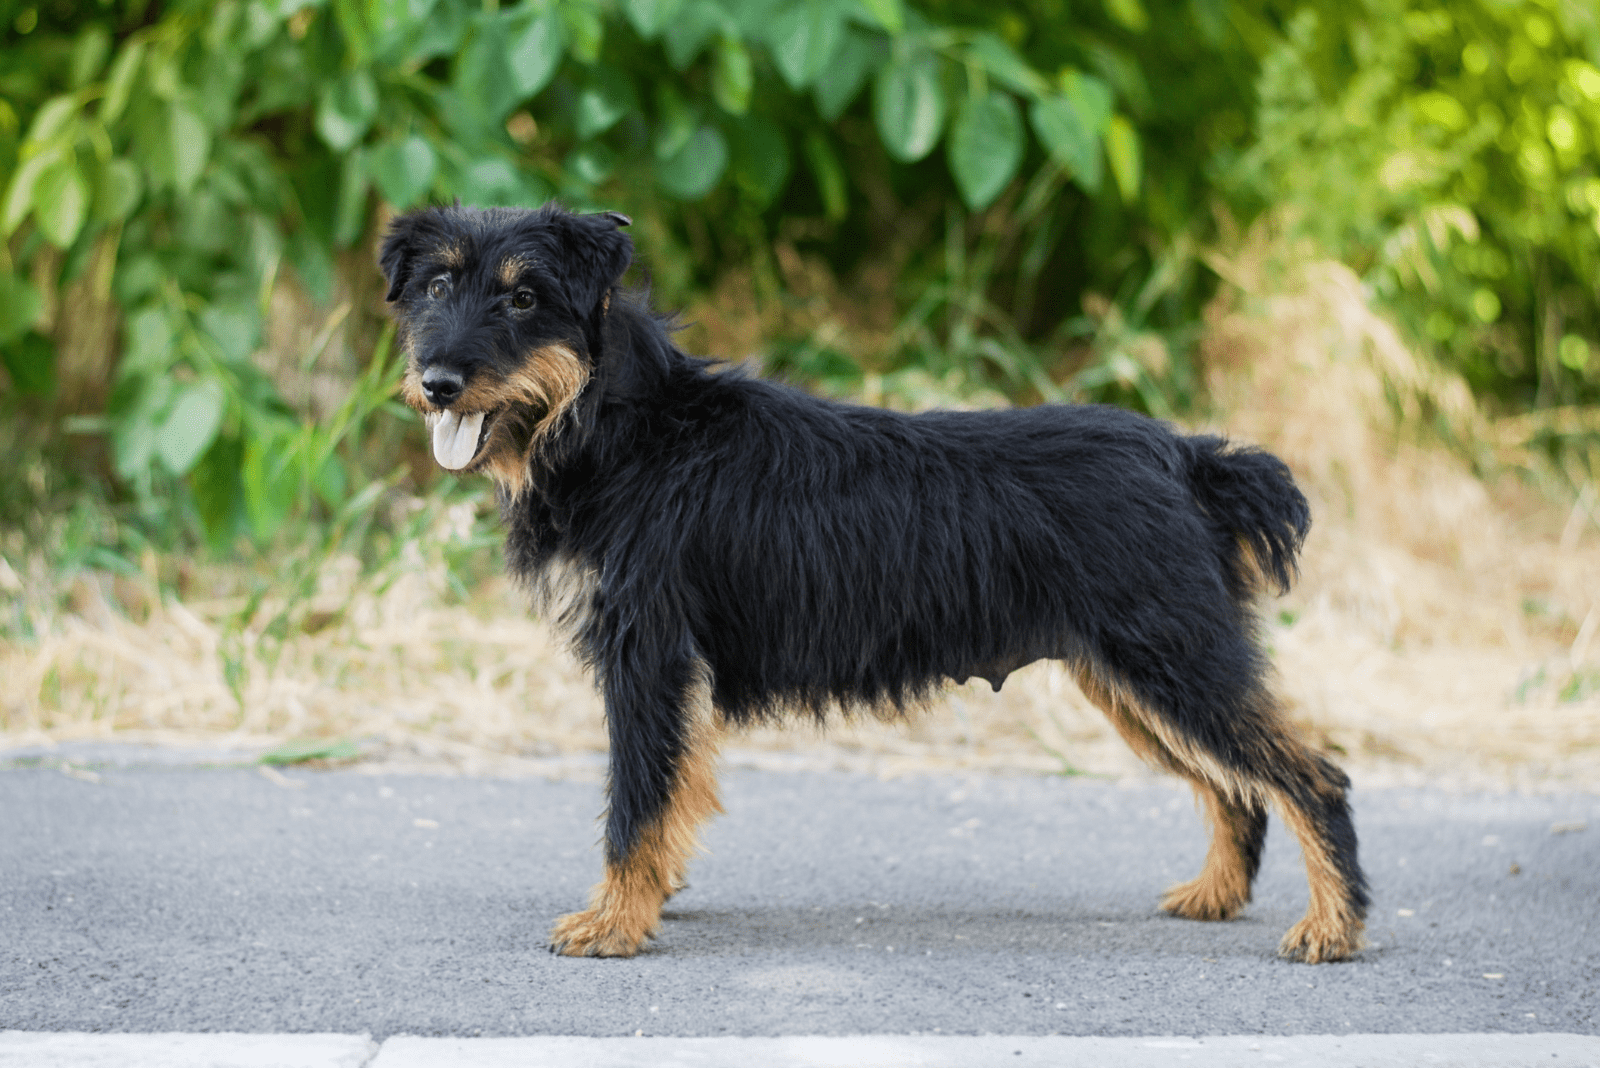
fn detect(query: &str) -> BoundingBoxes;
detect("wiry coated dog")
[379,203,1368,963]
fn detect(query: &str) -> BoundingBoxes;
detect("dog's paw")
[548,908,655,958]
[1277,916,1365,963]
[1160,875,1247,922]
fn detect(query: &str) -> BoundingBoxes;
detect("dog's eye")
[428,276,450,299]
[512,289,535,310]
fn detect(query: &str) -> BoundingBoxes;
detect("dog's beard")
[402,343,589,494]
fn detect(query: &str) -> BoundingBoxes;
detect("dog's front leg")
[550,642,722,958]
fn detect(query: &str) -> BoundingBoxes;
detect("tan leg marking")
[550,667,724,958]
[1160,785,1258,921]
[1273,798,1366,963]
[1072,661,1362,957]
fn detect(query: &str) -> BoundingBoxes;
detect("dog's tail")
[1181,436,1310,596]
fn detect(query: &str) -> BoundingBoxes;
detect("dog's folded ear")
[379,209,445,303]
[554,210,634,318]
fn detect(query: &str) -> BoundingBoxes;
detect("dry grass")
[3,238,1598,790]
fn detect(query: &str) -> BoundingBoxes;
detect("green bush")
[0,0,1157,554]
[1234,0,1600,411]
[0,0,1595,570]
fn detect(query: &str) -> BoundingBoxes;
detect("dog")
[378,202,1369,962]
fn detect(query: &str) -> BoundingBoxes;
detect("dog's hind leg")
[1262,748,1367,963]
[1162,783,1268,922]
[549,658,723,957]
[1074,668,1264,922]
[1074,665,1366,961]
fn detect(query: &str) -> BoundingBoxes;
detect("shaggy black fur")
[380,203,1369,961]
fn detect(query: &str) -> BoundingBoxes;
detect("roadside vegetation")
[1,0,1597,782]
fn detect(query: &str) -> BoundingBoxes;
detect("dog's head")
[379,203,632,494]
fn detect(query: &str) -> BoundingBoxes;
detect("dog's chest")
[527,551,601,647]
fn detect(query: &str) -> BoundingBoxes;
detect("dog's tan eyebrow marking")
[436,243,465,269]
[499,255,535,286]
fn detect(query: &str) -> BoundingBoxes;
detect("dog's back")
[537,327,1305,732]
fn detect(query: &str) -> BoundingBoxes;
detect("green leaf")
[456,158,544,207]
[242,431,297,540]
[455,18,522,124]
[315,70,378,152]
[662,0,727,70]
[654,84,697,160]
[260,738,359,765]
[1031,95,1101,192]
[1061,70,1113,135]
[657,125,729,200]
[368,134,437,209]
[770,2,843,91]
[191,431,245,550]
[122,308,177,372]
[0,271,43,344]
[25,96,80,148]
[506,7,565,97]
[157,380,228,476]
[948,90,1022,211]
[730,117,790,206]
[101,42,145,124]
[91,157,143,224]
[575,67,638,139]
[110,375,173,481]
[813,29,877,120]
[35,158,90,249]
[873,51,945,163]
[1106,113,1140,201]
[2,149,60,235]
[407,0,468,63]
[200,304,261,363]
[859,0,902,35]
[565,142,616,185]
[1,331,54,396]
[713,35,753,114]
[312,453,347,511]
[802,130,847,220]
[1102,0,1149,32]
[562,1,604,64]
[623,0,682,39]
[967,33,1047,99]
[70,25,113,88]
[286,230,335,304]
[334,148,368,247]
[169,103,211,193]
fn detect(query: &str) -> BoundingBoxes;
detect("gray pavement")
[1,747,1596,1042]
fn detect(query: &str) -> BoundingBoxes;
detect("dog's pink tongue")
[432,410,484,470]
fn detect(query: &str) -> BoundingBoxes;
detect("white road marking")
[4,1033,1596,1068]
[0,1032,375,1067]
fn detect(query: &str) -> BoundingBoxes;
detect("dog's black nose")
[421,365,465,406]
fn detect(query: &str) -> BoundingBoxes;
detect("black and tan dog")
[379,203,1368,962]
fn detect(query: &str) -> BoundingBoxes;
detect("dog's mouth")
[425,409,496,471]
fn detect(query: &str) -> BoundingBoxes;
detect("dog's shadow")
[652,901,1294,960]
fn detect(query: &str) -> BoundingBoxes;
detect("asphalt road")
[1,747,1596,1040]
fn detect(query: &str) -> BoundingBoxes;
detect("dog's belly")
[953,651,1047,692]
